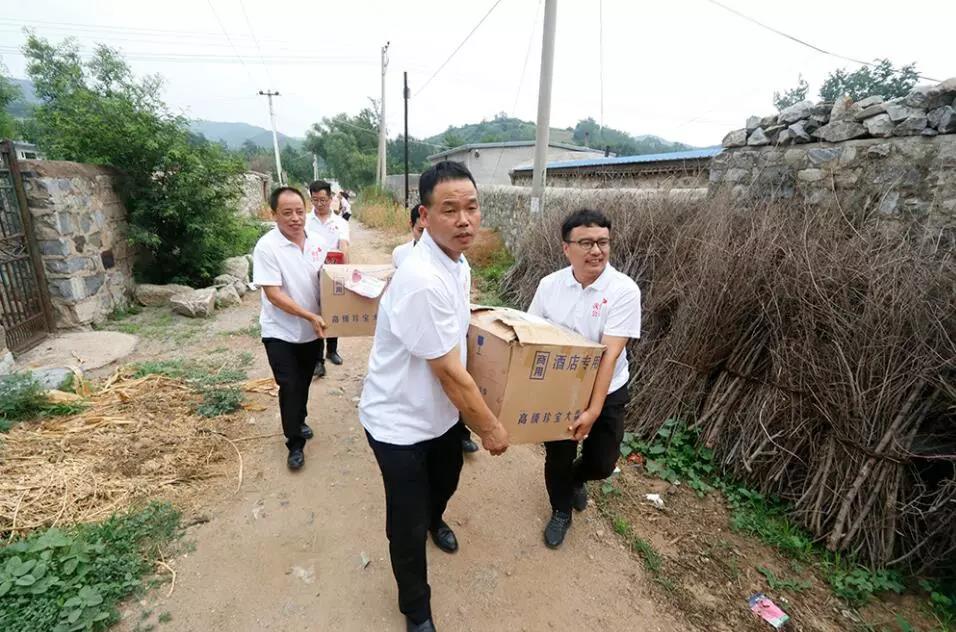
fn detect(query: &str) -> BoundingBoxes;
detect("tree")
[23,35,257,286]
[441,130,466,149]
[304,108,380,188]
[819,59,919,102]
[773,75,809,111]
[386,135,432,175]
[0,68,21,138]
[280,144,314,186]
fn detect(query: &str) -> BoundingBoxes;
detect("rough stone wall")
[480,185,705,252]
[511,169,707,190]
[19,160,134,328]
[711,78,956,224]
[237,171,270,219]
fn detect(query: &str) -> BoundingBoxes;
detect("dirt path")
[117,222,684,632]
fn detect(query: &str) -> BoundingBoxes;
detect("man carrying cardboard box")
[307,180,350,377]
[393,202,480,456]
[528,208,642,549]
[360,161,509,632]
[252,187,327,471]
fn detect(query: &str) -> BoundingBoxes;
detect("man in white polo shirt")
[528,208,642,549]
[360,161,509,632]
[306,180,350,377]
[391,202,425,268]
[252,186,327,471]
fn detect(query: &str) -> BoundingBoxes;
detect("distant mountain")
[188,119,302,150]
[3,78,40,118]
[425,115,692,157]
[425,116,575,149]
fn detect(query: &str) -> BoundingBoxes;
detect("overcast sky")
[1,0,954,148]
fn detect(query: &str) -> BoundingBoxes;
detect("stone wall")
[0,324,13,375]
[19,160,134,328]
[711,78,956,224]
[480,185,705,252]
[237,171,270,219]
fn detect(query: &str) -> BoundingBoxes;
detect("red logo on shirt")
[310,246,324,263]
[592,298,607,317]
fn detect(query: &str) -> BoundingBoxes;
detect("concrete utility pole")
[404,71,410,210]
[312,153,319,180]
[259,90,284,185]
[530,0,557,213]
[377,42,390,186]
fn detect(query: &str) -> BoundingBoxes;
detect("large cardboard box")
[466,306,605,444]
[319,264,394,337]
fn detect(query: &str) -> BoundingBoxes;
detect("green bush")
[0,503,180,632]
[22,35,254,287]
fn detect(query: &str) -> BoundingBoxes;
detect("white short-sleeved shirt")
[391,240,416,268]
[252,227,325,343]
[528,264,641,393]
[306,210,350,256]
[360,230,471,445]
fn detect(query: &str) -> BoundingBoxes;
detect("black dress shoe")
[461,437,479,453]
[300,424,314,441]
[429,521,458,554]
[571,483,588,512]
[406,618,436,632]
[544,510,572,549]
[313,361,326,379]
[327,351,344,365]
[287,448,305,470]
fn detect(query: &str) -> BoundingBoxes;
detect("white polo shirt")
[528,264,641,393]
[391,240,415,268]
[360,230,471,445]
[306,210,350,256]
[252,227,325,343]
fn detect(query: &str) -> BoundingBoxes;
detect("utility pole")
[258,90,284,186]
[530,0,557,213]
[377,42,390,187]
[403,71,410,210]
[312,153,319,180]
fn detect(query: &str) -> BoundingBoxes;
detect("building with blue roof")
[509,146,722,190]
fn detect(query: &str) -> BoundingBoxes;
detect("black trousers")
[366,421,466,624]
[544,385,629,513]
[262,338,321,451]
[316,336,338,360]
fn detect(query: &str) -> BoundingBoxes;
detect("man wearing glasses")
[527,208,642,549]
[307,180,350,378]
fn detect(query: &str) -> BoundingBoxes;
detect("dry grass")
[355,187,410,236]
[0,371,277,537]
[503,190,956,573]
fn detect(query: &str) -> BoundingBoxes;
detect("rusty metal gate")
[0,140,52,353]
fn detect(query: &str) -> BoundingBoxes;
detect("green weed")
[196,387,243,418]
[129,357,247,417]
[157,612,172,624]
[621,419,715,496]
[758,566,812,593]
[0,373,87,432]
[0,502,180,632]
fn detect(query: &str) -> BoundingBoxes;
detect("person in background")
[253,186,327,471]
[339,190,352,221]
[392,202,480,455]
[360,161,509,632]
[391,202,425,268]
[527,208,642,549]
[307,180,350,378]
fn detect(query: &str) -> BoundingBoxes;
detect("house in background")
[427,141,605,186]
[509,147,721,190]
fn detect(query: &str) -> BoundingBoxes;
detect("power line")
[237,0,276,89]
[0,46,376,66]
[204,0,256,84]
[490,0,542,181]
[703,0,940,83]
[0,17,283,42]
[414,0,505,97]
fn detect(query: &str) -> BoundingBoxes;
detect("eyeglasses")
[312,197,330,204]
[565,238,611,251]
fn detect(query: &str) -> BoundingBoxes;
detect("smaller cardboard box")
[319,264,394,337]
[466,306,606,444]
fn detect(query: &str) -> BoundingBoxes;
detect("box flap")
[470,306,604,348]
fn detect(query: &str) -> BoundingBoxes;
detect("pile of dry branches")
[0,371,262,537]
[503,190,955,572]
